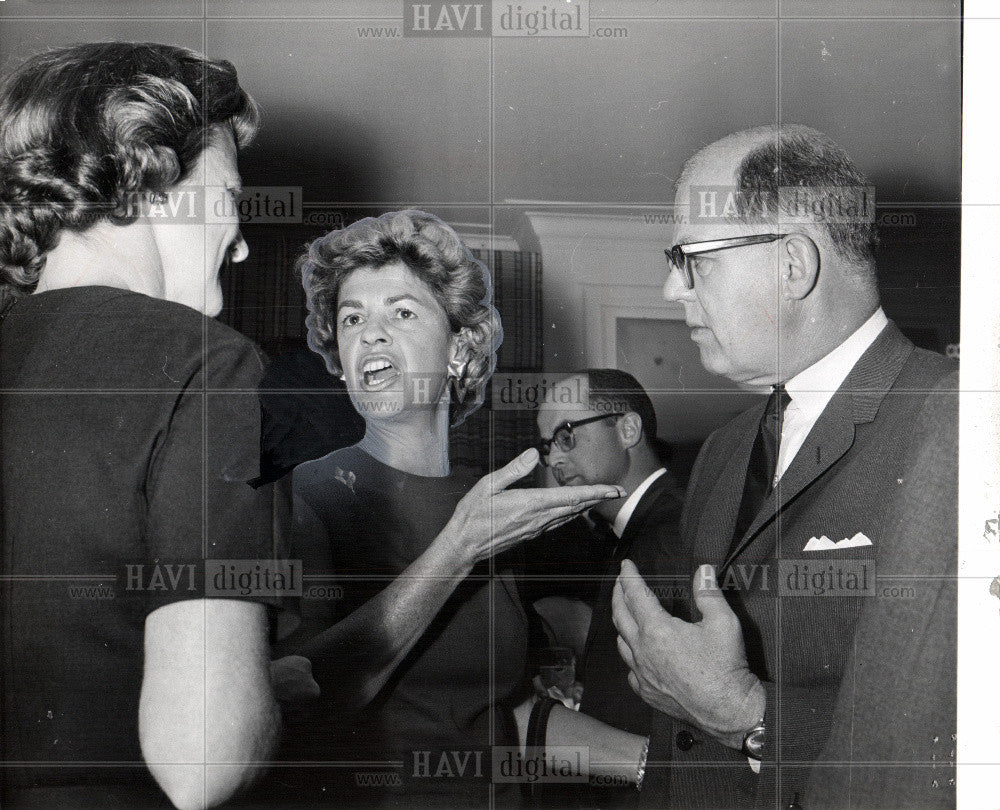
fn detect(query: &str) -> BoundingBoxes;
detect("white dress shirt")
[775,308,888,485]
[611,467,667,538]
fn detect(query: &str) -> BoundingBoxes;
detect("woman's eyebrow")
[385,294,425,306]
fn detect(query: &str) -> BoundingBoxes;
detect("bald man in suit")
[611,125,956,808]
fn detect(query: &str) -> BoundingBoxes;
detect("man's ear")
[780,233,820,301]
[617,412,643,450]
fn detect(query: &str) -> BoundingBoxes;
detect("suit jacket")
[576,472,685,810]
[804,371,957,808]
[640,322,956,809]
[580,470,687,734]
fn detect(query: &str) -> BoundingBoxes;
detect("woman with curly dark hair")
[0,43,283,809]
[270,210,624,807]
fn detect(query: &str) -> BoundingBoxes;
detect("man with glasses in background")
[533,369,686,808]
[611,125,957,808]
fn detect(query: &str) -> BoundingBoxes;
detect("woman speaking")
[277,210,623,807]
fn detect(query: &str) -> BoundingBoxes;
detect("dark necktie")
[727,384,791,557]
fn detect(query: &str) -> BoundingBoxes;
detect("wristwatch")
[741,718,766,760]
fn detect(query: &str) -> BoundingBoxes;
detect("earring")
[447,358,469,404]
[339,373,346,381]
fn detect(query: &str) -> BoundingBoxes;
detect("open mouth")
[361,358,401,390]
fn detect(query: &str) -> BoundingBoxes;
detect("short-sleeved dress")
[0,286,283,807]
[286,445,529,807]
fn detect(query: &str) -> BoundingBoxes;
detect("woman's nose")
[360,318,391,345]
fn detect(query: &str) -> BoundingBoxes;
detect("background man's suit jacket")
[546,472,685,810]
[805,370,957,808]
[639,322,956,809]
[580,470,686,736]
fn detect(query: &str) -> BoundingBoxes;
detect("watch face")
[743,725,766,759]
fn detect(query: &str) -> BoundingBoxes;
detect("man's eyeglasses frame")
[665,233,788,289]
[535,413,622,466]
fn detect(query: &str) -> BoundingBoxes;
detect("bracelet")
[525,698,559,800]
[635,737,650,792]
[526,697,559,754]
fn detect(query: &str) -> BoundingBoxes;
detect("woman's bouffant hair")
[299,210,503,426]
[0,41,261,314]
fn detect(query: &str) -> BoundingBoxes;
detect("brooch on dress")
[334,467,356,494]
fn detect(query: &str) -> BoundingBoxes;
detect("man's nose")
[546,443,569,466]
[663,264,692,302]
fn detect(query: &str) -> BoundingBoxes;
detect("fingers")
[627,670,641,696]
[618,559,670,624]
[280,654,313,673]
[540,513,581,533]
[616,634,636,670]
[485,448,540,494]
[691,564,732,625]
[530,483,625,512]
[611,577,639,643]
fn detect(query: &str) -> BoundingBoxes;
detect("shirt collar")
[784,307,888,420]
[612,468,667,538]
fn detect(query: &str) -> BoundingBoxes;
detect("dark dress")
[284,445,528,807]
[0,287,283,807]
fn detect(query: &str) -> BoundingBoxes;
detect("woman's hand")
[439,448,624,571]
[270,655,321,703]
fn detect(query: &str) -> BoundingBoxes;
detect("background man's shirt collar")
[612,467,667,538]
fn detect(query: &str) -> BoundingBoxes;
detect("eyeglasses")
[665,233,788,289]
[536,413,620,465]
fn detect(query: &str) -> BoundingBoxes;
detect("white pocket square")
[802,532,873,551]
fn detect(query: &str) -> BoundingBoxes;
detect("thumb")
[691,564,731,623]
[486,448,539,494]
[617,558,663,621]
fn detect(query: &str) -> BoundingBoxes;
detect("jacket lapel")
[696,421,760,564]
[619,472,679,549]
[720,322,915,571]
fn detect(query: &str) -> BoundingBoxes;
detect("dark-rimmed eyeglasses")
[665,233,788,289]
[536,413,621,465]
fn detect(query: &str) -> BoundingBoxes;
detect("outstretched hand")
[442,448,625,570]
[612,560,764,750]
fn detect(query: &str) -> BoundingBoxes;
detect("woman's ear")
[780,233,820,301]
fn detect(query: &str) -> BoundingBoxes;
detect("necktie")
[727,384,791,558]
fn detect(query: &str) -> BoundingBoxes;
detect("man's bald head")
[679,125,879,278]
[665,125,882,386]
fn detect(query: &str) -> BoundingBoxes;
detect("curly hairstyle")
[0,42,261,314]
[299,210,503,426]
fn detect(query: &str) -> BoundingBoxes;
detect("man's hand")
[612,560,765,750]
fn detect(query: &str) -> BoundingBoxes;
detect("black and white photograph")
[1,1,995,808]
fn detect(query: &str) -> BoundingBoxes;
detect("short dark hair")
[299,210,502,426]
[733,125,879,268]
[581,368,657,445]
[0,42,260,313]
